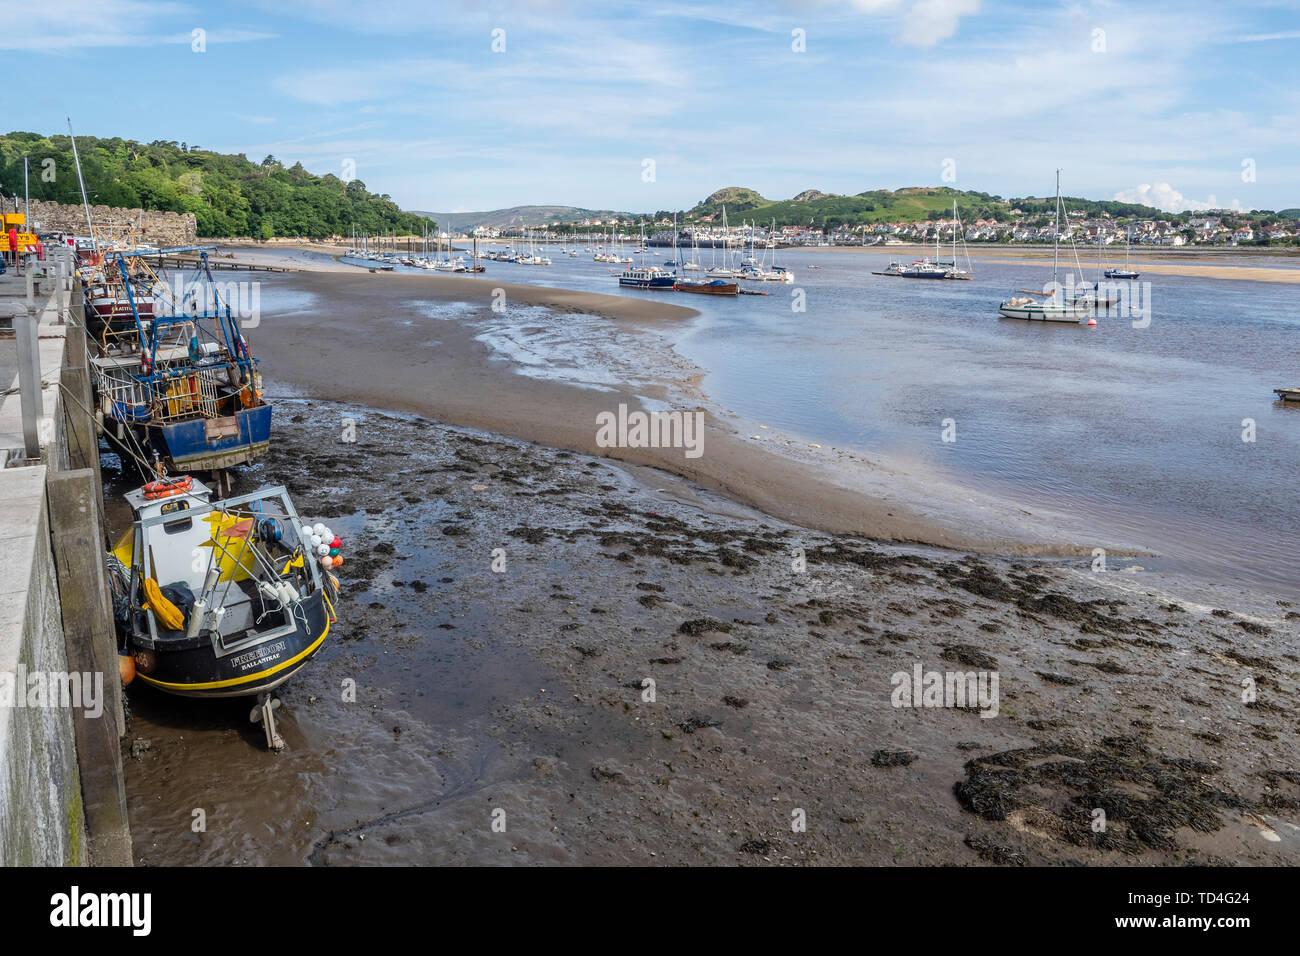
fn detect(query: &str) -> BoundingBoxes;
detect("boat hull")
[675,281,738,296]
[997,303,1087,323]
[153,402,273,471]
[619,275,675,289]
[129,590,331,699]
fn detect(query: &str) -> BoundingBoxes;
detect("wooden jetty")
[137,252,295,273]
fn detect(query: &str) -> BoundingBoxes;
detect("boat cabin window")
[161,500,193,534]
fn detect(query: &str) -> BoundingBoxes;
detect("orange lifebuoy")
[142,475,193,499]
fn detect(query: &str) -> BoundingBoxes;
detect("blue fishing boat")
[618,266,676,289]
[87,249,272,493]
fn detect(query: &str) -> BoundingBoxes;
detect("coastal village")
[472,210,1288,249]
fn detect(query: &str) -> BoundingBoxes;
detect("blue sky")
[5,0,1298,213]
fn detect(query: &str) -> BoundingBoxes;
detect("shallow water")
[329,246,1299,599]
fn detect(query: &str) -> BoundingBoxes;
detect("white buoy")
[313,522,326,536]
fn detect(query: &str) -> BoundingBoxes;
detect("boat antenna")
[67,118,97,251]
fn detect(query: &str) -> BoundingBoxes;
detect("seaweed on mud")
[1224,649,1275,671]
[871,749,917,767]
[806,544,897,571]
[717,547,756,571]
[738,839,772,855]
[925,598,969,618]
[507,526,550,544]
[941,644,999,671]
[1071,637,1115,650]
[1073,658,1129,675]
[1234,620,1271,636]
[953,735,1252,854]
[678,618,732,636]
[1019,593,1128,634]
[678,714,722,734]
[964,833,1026,866]
[722,695,749,709]
[1035,671,1083,686]
[1026,719,1067,731]
[710,642,749,654]
[942,563,1021,602]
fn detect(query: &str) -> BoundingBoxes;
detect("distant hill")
[411,205,632,232]
[0,131,429,239]
[685,185,1170,229]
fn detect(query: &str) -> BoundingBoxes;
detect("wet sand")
[121,401,1300,865]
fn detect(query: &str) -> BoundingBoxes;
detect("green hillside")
[685,185,1167,228]
[0,131,431,239]
[412,204,633,232]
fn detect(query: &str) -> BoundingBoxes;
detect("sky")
[4,0,1298,215]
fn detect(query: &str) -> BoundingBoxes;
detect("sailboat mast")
[1052,169,1061,289]
[67,118,97,250]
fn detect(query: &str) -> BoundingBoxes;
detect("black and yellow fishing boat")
[108,476,338,749]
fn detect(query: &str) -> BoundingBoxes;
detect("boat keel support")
[251,693,285,751]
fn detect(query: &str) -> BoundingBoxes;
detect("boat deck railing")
[96,361,225,423]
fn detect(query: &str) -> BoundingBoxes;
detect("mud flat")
[118,399,1300,865]
[119,264,1300,865]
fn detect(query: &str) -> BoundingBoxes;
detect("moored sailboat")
[998,171,1092,323]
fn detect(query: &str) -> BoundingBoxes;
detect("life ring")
[142,475,193,499]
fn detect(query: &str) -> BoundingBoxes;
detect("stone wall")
[4,196,196,246]
[0,467,86,866]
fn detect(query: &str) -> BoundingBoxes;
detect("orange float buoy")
[118,651,136,686]
[1086,317,1097,326]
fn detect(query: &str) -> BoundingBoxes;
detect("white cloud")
[0,1,274,52]
[1112,182,1240,213]
[897,0,980,47]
